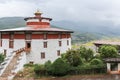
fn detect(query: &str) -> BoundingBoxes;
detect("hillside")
[0,17,119,43]
[0,17,25,29]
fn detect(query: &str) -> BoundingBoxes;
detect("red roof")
[0,27,73,33]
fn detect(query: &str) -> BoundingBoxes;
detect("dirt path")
[14,74,120,80]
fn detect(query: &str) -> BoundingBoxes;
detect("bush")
[68,64,106,75]
[0,54,5,63]
[90,58,103,65]
[49,58,70,76]
[44,60,52,75]
[65,49,83,66]
[34,64,46,76]
[24,63,34,67]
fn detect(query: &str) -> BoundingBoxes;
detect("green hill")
[0,17,118,44]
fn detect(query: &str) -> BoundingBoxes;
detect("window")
[41,52,45,59]
[25,33,31,40]
[10,33,14,40]
[44,33,47,40]
[57,50,60,56]
[43,42,47,48]
[29,61,34,64]
[59,41,62,47]
[9,41,14,48]
[26,42,31,48]
[67,40,69,46]
[59,33,62,39]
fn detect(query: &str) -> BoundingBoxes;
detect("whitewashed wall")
[1,38,71,64]
[2,39,9,49]
[26,38,71,64]
[14,39,25,50]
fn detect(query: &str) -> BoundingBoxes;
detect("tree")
[50,58,70,76]
[99,45,118,58]
[64,49,83,66]
[78,46,94,62]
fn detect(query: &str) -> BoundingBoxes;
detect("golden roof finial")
[34,9,42,15]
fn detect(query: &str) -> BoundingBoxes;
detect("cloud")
[0,0,120,26]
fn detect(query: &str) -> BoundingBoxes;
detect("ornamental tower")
[24,10,52,28]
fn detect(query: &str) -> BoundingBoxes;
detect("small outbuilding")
[104,58,120,74]
[93,41,120,53]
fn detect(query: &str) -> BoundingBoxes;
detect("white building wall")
[2,39,9,49]
[27,19,39,22]
[118,63,120,71]
[2,39,25,50]
[14,39,25,50]
[41,19,50,23]
[26,38,71,64]
[1,38,71,64]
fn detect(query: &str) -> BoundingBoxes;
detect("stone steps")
[0,47,25,78]
[0,77,7,80]
[1,54,20,77]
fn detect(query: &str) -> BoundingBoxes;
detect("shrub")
[49,58,70,76]
[34,64,46,76]
[65,49,83,66]
[24,63,34,67]
[0,54,5,63]
[44,60,52,75]
[90,58,103,66]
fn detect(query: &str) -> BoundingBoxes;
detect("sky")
[0,0,120,26]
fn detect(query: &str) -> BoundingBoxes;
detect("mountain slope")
[0,17,25,29]
[0,17,119,43]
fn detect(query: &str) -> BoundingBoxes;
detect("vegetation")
[32,46,107,77]
[48,58,70,76]
[64,49,83,67]
[78,46,94,62]
[0,53,5,63]
[14,45,119,78]
[99,45,119,58]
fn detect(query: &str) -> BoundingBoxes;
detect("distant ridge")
[0,17,120,43]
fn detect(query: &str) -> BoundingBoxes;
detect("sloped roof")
[94,41,120,46]
[104,58,120,63]
[0,27,73,33]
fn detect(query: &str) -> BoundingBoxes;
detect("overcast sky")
[0,0,120,26]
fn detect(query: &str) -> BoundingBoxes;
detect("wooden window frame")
[9,40,14,48]
[43,42,47,48]
[59,33,62,39]
[41,52,45,59]
[59,41,62,47]
[67,40,69,46]
[43,33,47,40]
[9,33,14,40]
[25,32,31,40]
[57,50,60,56]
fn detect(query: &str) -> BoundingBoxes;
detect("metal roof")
[0,27,73,33]
[93,41,120,46]
[104,58,120,63]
